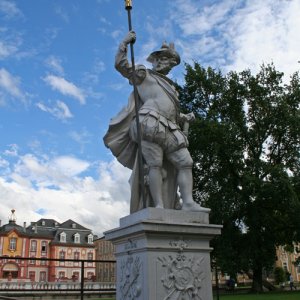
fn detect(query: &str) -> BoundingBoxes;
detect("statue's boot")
[182,201,210,212]
[178,168,210,212]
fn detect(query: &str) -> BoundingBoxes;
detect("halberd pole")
[124,0,146,209]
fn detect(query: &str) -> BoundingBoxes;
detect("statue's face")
[152,55,173,75]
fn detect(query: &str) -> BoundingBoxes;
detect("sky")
[0,0,300,236]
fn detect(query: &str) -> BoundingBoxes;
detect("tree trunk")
[247,271,277,291]
[252,266,264,292]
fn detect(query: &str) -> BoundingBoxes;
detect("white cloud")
[45,55,64,75]
[4,144,19,157]
[0,156,10,175]
[170,0,300,77]
[69,129,92,153]
[0,68,21,96]
[11,154,91,187]
[43,75,86,104]
[36,100,73,121]
[51,156,90,177]
[94,59,106,73]
[225,0,300,75]
[83,59,106,84]
[99,16,111,26]
[54,6,69,23]
[0,40,19,59]
[0,157,9,168]
[69,129,91,143]
[111,30,123,41]
[0,154,131,235]
[0,68,25,103]
[0,0,23,19]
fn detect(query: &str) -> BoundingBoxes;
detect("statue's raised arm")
[115,31,147,86]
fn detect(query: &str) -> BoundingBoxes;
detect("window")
[30,240,37,252]
[9,237,17,251]
[40,260,46,266]
[59,250,65,259]
[73,250,80,266]
[74,251,80,260]
[41,220,45,226]
[59,250,65,266]
[72,223,76,229]
[72,272,79,281]
[87,272,94,280]
[29,257,36,265]
[41,241,47,253]
[87,252,93,260]
[87,252,93,266]
[58,271,65,279]
[74,233,80,243]
[104,264,108,280]
[60,232,66,243]
[88,234,93,244]
[39,271,46,282]
[111,264,115,279]
[29,271,35,282]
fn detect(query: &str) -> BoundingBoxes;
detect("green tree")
[274,267,286,285]
[179,63,300,292]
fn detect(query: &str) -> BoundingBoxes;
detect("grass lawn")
[213,291,300,300]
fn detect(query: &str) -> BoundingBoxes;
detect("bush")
[274,267,286,285]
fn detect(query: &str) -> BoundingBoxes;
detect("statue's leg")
[168,148,207,211]
[177,166,194,203]
[177,167,203,211]
[148,167,164,208]
[141,141,164,209]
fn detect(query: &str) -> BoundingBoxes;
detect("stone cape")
[103,70,182,213]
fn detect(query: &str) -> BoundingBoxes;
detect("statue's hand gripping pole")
[124,0,146,209]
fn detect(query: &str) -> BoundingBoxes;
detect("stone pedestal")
[104,208,222,300]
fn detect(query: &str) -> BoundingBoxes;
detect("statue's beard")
[153,64,172,75]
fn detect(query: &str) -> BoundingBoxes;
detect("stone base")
[105,208,222,300]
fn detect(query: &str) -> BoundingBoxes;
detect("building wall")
[276,245,300,282]
[49,245,96,281]
[0,231,29,279]
[1,231,25,257]
[94,238,115,283]
[0,219,96,283]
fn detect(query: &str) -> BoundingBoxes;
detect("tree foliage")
[179,63,300,291]
[274,267,286,285]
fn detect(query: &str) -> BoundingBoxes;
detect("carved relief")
[158,239,205,299]
[124,239,137,251]
[120,256,142,299]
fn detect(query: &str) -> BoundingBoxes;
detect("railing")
[0,256,116,300]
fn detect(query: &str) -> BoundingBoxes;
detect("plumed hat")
[147,42,181,66]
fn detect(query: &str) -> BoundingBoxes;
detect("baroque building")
[0,210,95,282]
[275,245,300,282]
[94,237,115,282]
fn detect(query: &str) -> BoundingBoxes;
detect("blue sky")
[0,0,299,235]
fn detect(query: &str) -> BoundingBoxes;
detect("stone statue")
[104,31,207,213]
